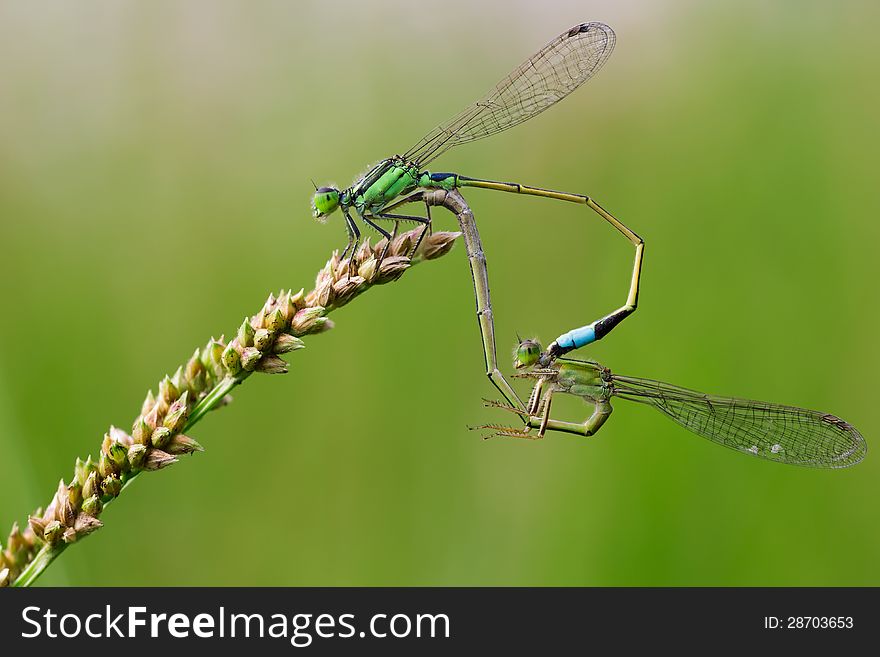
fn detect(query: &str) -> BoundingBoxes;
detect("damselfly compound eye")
[312,187,340,219]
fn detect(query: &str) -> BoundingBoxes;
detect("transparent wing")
[403,22,615,167]
[610,374,866,468]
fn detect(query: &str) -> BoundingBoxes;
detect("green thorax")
[348,158,420,212]
[554,359,611,402]
[344,157,459,213]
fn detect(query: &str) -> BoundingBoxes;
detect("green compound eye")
[514,339,542,368]
[313,187,340,218]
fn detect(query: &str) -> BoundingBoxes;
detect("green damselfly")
[481,339,866,468]
[311,23,643,344]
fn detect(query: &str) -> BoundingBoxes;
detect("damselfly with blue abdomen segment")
[312,23,643,408]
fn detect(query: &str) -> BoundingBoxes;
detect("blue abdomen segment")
[555,324,597,351]
[418,172,458,190]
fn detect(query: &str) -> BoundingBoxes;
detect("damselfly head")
[312,186,340,221]
[514,338,542,369]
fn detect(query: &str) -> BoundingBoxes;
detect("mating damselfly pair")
[309,23,865,468]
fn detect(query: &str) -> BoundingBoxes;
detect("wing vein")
[403,23,616,167]
[610,374,866,468]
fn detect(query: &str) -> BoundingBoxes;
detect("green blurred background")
[1,0,878,586]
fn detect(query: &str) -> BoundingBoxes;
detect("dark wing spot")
[820,414,852,430]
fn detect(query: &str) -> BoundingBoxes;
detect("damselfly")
[311,23,643,346]
[482,339,866,468]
